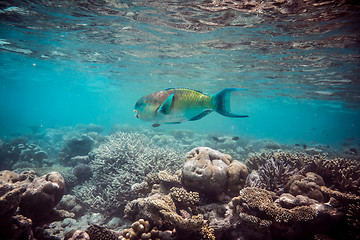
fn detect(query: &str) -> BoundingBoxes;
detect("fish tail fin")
[212,88,249,118]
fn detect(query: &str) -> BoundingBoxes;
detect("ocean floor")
[0,124,359,240]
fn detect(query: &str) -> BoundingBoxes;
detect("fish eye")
[143,100,147,103]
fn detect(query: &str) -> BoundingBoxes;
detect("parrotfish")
[134,88,248,127]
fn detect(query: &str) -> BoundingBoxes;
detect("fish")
[232,136,239,141]
[134,88,248,127]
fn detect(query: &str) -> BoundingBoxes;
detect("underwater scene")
[0,0,360,239]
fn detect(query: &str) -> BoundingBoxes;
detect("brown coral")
[286,172,325,202]
[120,219,160,240]
[317,157,360,195]
[169,187,200,207]
[233,187,318,223]
[182,147,248,196]
[86,225,118,240]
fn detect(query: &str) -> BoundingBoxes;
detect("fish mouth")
[134,110,140,118]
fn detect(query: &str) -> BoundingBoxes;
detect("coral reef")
[316,157,360,195]
[120,219,160,240]
[59,134,94,166]
[86,225,119,240]
[73,131,183,215]
[72,164,93,183]
[65,230,90,240]
[257,157,295,194]
[285,172,325,202]
[230,187,348,239]
[124,184,210,239]
[181,147,248,197]
[0,137,49,170]
[0,170,65,239]
[20,171,65,220]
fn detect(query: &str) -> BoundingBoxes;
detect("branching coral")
[319,186,360,203]
[347,202,360,238]
[232,187,318,223]
[257,158,294,194]
[73,132,183,214]
[316,158,360,195]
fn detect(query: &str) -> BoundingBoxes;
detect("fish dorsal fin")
[164,88,207,95]
[159,93,174,114]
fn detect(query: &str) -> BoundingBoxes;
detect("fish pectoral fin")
[189,110,213,121]
[158,93,174,114]
[164,122,182,124]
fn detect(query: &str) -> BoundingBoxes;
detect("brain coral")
[182,147,248,196]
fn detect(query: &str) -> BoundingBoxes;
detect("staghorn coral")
[257,158,294,194]
[246,151,327,173]
[72,164,93,183]
[347,202,360,239]
[73,131,183,214]
[316,157,360,195]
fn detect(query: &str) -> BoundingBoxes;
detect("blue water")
[1,1,360,149]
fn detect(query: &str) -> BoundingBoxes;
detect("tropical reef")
[0,124,359,240]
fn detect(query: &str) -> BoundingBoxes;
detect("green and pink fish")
[134,88,248,127]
